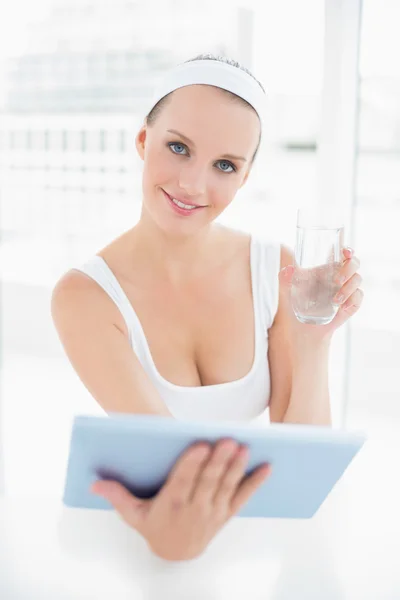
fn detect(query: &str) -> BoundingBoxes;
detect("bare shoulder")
[216,229,294,275]
[51,227,135,328]
[213,225,252,262]
[220,228,293,267]
[51,267,169,416]
[51,268,127,336]
[217,224,251,245]
[52,268,99,303]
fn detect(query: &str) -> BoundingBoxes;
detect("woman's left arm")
[267,245,364,426]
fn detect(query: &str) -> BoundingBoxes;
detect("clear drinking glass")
[291,207,345,325]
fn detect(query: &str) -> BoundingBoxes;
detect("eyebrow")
[166,129,247,162]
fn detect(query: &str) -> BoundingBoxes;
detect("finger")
[335,256,360,286]
[212,445,251,508]
[333,273,363,306]
[192,439,239,506]
[341,288,364,312]
[342,246,354,261]
[330,288,364,328]
[91,480,146,529]
[161,443,212,505]
[230,464,272,516]
[279,265,295,284]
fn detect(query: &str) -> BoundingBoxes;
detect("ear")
[135,124,147,161]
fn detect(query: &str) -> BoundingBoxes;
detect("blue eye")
[168,142,188,155]
[216,160,235,173]
[168,142,236,174]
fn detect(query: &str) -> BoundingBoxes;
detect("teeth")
[171,197,197,210]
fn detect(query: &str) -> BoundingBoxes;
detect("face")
[135,84,260,237]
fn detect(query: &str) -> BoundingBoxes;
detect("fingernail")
[238,445,250,459]
[282,265,294,273]
[194,445,211,459]
[333,294,344,305]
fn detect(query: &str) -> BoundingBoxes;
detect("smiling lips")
[162,189,208,215]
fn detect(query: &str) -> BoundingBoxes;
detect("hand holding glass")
[291,208,344,325]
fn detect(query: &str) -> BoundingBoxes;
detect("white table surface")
[1,431,399,600]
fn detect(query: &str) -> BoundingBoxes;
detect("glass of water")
[291,207,345,325]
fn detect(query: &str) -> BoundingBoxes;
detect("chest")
[121,265,256,387]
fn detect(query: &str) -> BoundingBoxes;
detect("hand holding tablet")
[63,414,365,520]
[90,437,272,561]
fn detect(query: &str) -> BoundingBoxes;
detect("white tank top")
[75,236,281,424]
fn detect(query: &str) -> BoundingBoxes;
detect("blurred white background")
[0,0,398,498]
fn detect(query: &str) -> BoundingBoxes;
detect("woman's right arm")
[52,270,272,560]
[51,270,172,417]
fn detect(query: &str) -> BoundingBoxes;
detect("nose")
[178,161,207,197]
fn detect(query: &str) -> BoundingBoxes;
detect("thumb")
[91,480,147,530]
[279,264,295,289]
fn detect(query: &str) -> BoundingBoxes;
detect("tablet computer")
[62,414,366,519]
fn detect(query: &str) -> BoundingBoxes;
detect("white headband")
[145,59,267,128]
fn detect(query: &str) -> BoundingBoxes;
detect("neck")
[128,211,221,285]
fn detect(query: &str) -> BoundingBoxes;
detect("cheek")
[142,146,241,206]
[212,175,240,207]
[143,146,179,188]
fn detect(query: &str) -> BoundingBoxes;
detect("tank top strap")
[252,237,281,334]
[73,256,141,352]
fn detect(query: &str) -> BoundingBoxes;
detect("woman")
[51,54,363,561]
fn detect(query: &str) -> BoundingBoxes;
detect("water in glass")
[291,225,344,325]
